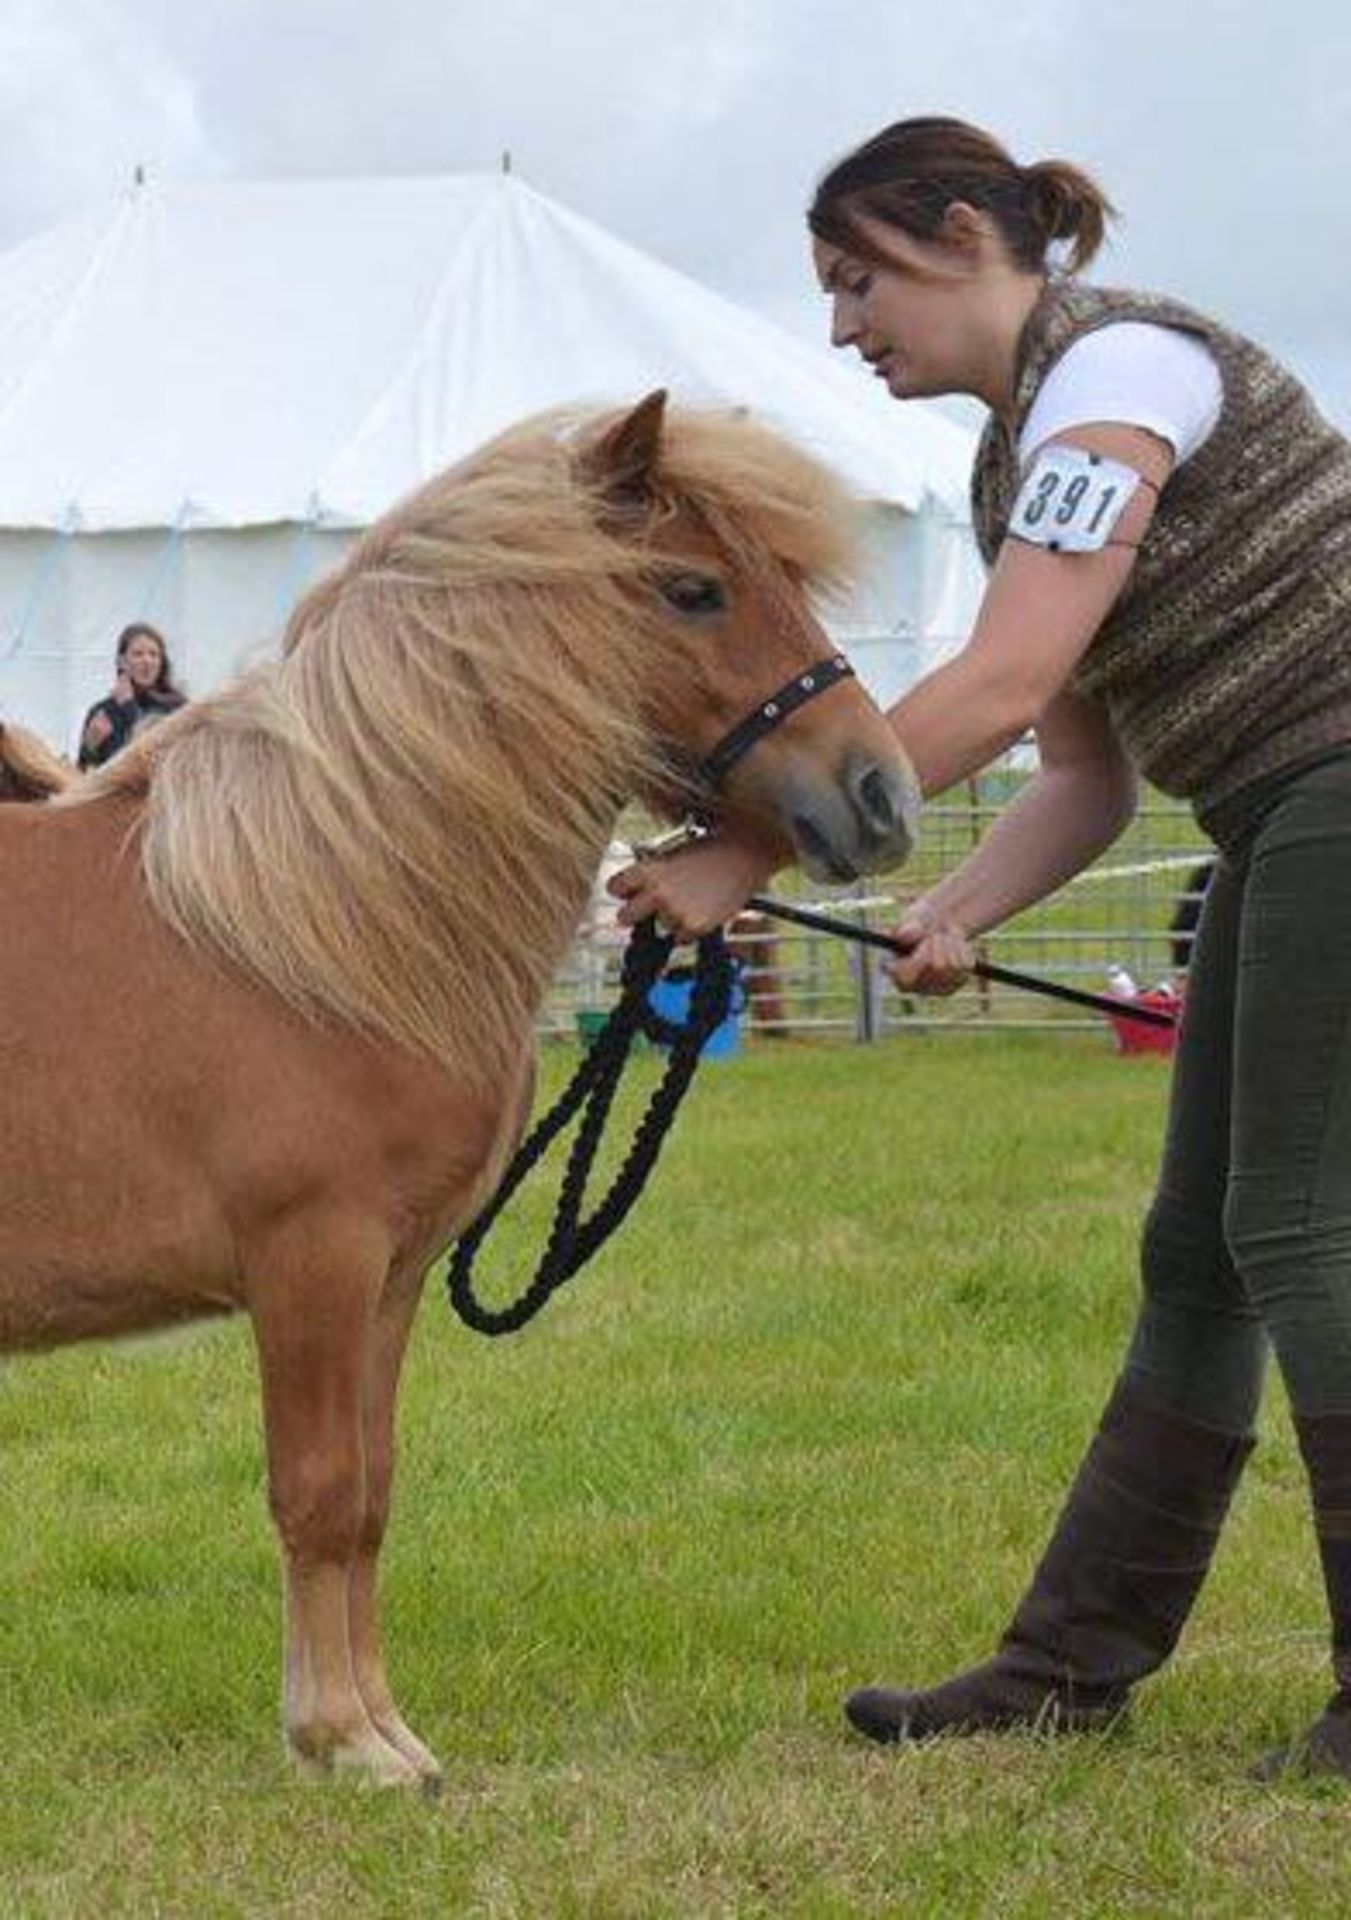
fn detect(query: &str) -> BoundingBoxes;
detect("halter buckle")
[632,818,712,860]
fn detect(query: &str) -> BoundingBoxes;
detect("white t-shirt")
[1018,321,1223,467]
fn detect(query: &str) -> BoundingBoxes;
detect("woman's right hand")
[886,905,976,996]
[112,671,135,706]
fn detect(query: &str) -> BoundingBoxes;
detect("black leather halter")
[698,652,855,788]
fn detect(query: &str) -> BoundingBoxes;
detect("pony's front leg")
[248,1217,418,1789]
[347,1268,444,1791]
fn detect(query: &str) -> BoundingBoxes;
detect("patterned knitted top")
[971,281,1351,819]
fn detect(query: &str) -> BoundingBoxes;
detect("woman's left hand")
[886,906,976,996]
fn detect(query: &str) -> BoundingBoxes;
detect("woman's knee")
[1142,1193,1251,1315]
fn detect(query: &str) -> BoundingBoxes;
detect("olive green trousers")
[1126,748,1351,1426]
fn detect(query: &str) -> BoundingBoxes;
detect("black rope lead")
[446,919,737,1337]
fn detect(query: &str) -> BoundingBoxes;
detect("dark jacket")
[78,687,185,769]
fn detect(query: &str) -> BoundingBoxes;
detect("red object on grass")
[1108,988,1181,1056]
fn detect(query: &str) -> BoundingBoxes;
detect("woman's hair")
[809,116,1115,276]
[115,621,181,696]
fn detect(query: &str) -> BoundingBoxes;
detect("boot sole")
[1251,1733,1351,1783]
[845,1691,1126,1745]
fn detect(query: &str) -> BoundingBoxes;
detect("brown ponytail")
[1020,158,1112,274]
[809,116,1116,276]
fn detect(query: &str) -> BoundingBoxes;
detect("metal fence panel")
[540,757,1213,1046]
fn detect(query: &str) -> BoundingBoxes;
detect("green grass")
[0,1036,1341,1917]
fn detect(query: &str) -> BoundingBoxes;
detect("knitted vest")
[971,282,1351,817]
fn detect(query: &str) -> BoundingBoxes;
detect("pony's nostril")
[855,765,897,836]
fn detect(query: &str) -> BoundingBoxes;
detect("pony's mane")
[76,404,860,1085]
[0,721,76,801]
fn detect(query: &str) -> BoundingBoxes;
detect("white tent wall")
[839,502,984,708]
[0,502,981,756]
[0,523,350,753]
[0,530,77,752]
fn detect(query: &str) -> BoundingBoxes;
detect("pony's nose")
[851,762,899,836]
[846,755,918,854]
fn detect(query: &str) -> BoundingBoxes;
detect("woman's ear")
[938,200,992,258]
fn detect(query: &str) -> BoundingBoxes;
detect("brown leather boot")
[1254,1411,1351,1780]
[846,1380,1254,1743]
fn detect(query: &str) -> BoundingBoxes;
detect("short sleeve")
[1019,322,1223,466]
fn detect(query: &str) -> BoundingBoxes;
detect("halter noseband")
[640,652,856,856]
[698,652,854,788]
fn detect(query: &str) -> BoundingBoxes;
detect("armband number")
[1008,446,1142,553]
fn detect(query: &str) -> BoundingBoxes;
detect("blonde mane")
[76,405,860,1087]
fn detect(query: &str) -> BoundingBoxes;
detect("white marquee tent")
[0,171,982,754]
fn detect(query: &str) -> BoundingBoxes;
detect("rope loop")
[446,918,736,1337]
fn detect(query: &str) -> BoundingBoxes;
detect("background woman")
[77,622,186,768]
[611,115,1351,1778]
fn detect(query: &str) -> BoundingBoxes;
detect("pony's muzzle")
[846,755,918,847]
[786,752,919,882]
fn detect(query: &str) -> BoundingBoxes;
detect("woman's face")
[812,217,989,402]
[121,634,163,688]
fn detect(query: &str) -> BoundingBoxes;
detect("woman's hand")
[112,671,135,707]
[608,833,775,940]
[82,710,114,753]
[886,905,976,996]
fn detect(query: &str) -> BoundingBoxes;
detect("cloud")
[0,0,222,238]
[2,0,1350,415]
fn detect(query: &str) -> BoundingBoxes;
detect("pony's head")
[575,391,919,881]
[0,721,77,803]
[80,394,921,1084]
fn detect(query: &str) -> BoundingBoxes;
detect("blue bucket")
[646,964,746,1059]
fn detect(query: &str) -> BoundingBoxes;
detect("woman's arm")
[889,688,1136,991]
[890,421,1172,797]
[78,670,140,768]
[612,422,1171,941]
[78,701,123,769]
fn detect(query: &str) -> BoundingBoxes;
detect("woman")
[611,116,1351,1777]
[77,622,186,768]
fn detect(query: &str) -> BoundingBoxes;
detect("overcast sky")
[3,0,1350,422]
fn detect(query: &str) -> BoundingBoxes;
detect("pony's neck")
[132,656,637,1094]
[365,651,639,1056]
[458,793,624,1032]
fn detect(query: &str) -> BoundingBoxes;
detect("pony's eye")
[658,572,727,618]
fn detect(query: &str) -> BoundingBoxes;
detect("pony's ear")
[584,389,668,503]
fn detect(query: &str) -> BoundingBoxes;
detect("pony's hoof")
[334,1735,424,1790]
[371,1709,444,1793]
[289,1726,425,1790]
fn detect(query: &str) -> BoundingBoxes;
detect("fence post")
[854,894,882,1043]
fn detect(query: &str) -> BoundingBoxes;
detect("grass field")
[1,1034,1346,1918]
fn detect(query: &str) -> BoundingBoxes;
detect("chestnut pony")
[0,719,76,801]
[1,394,917,1789]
